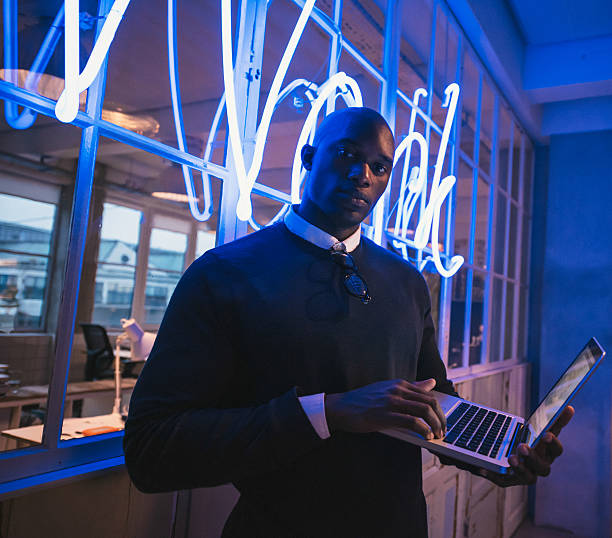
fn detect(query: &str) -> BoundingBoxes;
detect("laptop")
[381,337,606,475]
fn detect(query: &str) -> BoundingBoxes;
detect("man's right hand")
[324,378,446,439]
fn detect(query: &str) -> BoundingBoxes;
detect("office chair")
[80,323,141,381]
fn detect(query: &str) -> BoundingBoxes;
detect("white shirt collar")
[284,205,361,253]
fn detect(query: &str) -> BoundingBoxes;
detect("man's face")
[301,116,395,229]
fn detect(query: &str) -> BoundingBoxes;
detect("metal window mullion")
[482,92,499,364]
[325,0,343,114]
[0,81,229,181]
[372,0,402,246]
[42,0,113,449]
[462,69,483,369]
[42,196,64,331]
[511,134,526,359]
[186,222,197,267]
[497,117,514,360]
[521,145,535,360]
[449,33,471,370]
[429,1,448,359]
[131,208,152,324]
[290,0,385,84]
[217,0,267,245]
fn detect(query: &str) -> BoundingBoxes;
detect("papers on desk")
[2,413,126,444]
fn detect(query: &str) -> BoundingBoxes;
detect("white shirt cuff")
[298,393,331,439]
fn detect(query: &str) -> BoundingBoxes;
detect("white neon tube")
[56,0,79,123]
[221,0,317,221]
[386,83,463,277]
[168,0,212,221]
[56,0,131,123]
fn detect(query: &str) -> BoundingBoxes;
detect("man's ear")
[301,144,315,171]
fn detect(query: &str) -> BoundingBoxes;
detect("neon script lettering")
[45,0,462,276]
[55,0,131,123]
[389,84,464,277]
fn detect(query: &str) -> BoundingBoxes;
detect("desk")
[2,413,126,445]
[0,378,136,450]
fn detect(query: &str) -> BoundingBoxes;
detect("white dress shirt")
[284,206,361,440]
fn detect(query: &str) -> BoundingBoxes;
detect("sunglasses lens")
[344,273,367,298]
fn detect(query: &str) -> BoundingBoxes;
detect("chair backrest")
[80,323,113,354]
[80,323,114,380]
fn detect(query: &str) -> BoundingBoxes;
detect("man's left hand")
[479,405,574,487]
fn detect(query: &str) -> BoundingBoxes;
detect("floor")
[512,519,574,537]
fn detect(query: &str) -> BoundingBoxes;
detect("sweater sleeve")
[123,254,324,493]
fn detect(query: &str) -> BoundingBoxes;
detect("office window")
[196,230,216,257]
[0,193,56,331]
[92,203,142,327]
[144,228,187,325]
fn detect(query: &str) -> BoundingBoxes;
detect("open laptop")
[381,337,606,475]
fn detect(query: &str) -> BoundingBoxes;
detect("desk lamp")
[111,319,156,417]
[121,318,156,361]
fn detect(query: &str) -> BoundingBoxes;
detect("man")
[124,107,571,537]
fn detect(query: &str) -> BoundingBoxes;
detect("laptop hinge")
[506,422,524,457]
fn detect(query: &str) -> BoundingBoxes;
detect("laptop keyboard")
[442,402,513,458]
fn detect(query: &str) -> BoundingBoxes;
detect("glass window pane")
[453,160,473,262]
[92,204,141,326]
[0,253,48,330]
[489,277,503,362]
[474,175,490,270]
[338,50,382,110]
[432,7,458,122]
[249,193,287,234]
[460,51,479,160]
[0,194,56,330]
[493,193,507,275]
[507,203,518,280]
[479,79,495,176]
[0,194,56,256]
[504,282,515,359]
[0,118,82,453]
[469,272,486,365]
[149,229,186,272]
[0,3,94,115]
[398,0,432,97]
[103,1,226,155]
[422,270,441,335]
[144,228,187,325]
[196,230,216,257]
[497,105,511,192]
[341,0,386,71]
[521,212,531,285]
[448,267,468,369]
[517,286,528,360]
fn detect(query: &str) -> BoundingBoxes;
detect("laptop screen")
[526,338,605,440]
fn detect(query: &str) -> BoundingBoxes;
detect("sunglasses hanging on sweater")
[329,242,371,304]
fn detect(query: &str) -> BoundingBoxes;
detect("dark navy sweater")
[124,222,457,537]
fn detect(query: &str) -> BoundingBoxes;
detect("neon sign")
[4,0,463,277]
[389,84,464,277]
[55,0,131,123]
